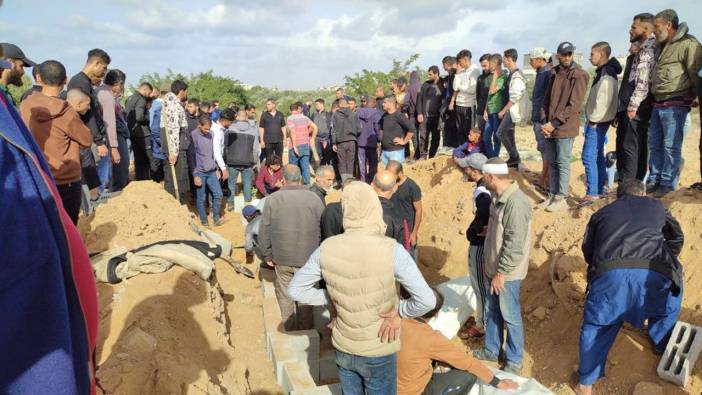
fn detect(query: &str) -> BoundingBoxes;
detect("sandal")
[458,326,485,339]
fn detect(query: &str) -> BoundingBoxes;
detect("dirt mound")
[405,122,702,394]
[79,181,252,394]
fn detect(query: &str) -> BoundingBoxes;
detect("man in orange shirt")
[397,289,519,395]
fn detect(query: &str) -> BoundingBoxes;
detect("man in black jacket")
[417,65,444,159]
[475,54,491,132]
[331,99,360,182]
[575,179,683,395]
[372,170,408,249]
[125,82,153,180]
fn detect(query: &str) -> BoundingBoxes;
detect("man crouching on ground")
[288,181,435,395]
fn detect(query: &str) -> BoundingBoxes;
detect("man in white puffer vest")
[288,181,435,395]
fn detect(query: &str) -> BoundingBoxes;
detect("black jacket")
[309,184,328,205]
[582,195,684,295]
[332,108,360,144]
[617,53,654,120]
[467,179,491,246]
[321,202,343,241]
[476,71,490,116]
[224,122,257,167]
[380,197,407,249]
[417,80,444,118]
[125,93,152,138]
[66,72,106,146]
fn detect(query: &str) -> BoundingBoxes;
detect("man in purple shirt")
[357,97,382,183]
[188,114,225,227]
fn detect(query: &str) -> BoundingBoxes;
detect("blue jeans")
[578,269,682,385]
[335,351,396,395]
[227,166,253,206]
[648,106,689,188]
[582,123,609,196]
[484,279,524,368]
[483,113,502,158]
[97,151,112,193]
[543,137,574,198]
[289,144,311,184]
[381,149,405,166]
[195,171,223,225]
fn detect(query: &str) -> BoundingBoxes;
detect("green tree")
[135,70,249,108]
[343,54,424,97]
[7,74,32,105]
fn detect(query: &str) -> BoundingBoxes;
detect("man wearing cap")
[456,153,490,338]
[0,43,36,106]
[472,157,532,375]
[539,42,590,212]
[529,47,551,189]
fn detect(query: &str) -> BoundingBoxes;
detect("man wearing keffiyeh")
[161,79,190,202]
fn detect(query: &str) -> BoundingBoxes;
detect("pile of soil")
[405,118,702,394]
[79,182,279,394]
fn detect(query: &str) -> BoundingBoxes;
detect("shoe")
[645,182,659,194]
[503,363,522,375]
[653,186,673,198]
[581,195,600,203]
[546,197,569,212]
[227,204,235,212]
[214,218,228,227]
[472,348,498,363]
[536,196,553,209]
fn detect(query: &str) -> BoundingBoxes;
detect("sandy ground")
[83,111,701,394]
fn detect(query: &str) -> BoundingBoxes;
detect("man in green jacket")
[471,158,532,375]
[648,9,702,198]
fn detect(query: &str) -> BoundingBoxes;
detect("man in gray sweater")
[259,165,325,330]
[471,158,532,375]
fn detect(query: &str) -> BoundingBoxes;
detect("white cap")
[482,162,509,175]
[529,47,551,60]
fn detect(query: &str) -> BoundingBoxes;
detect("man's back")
[261,186,324,267]
[392,177,421,231]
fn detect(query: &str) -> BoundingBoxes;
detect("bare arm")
[412,200,423,239]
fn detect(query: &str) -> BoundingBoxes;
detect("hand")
[448,102,455,112]
[322,141,328,149]
[274,179,284,188]
[111,147,121,164]
[265,260,275,268]
[627,110,637,120]
[293,146,300,157]
[498,110,506,119]
[194,176,202,187]
[378,308,401,343]
[393,137,406,146]
[477,225,487,237]
[221,169,229,181]
[260,141,266,149]
[97,145,108,157]
[497,379,519,390]
[410,233,418,246]
[417,114,424,124]
[483,112,488,122]
[541,122,555,133]
[327,318,337,330]
[169,155,177,165]
[490,273,505,295]
[333,144,338,153]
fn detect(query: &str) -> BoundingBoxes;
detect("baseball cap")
[557,42,576,55]
[529,47,551,60]
[456,153,488,171]
[242,205,258,217]
[0,43,35,67]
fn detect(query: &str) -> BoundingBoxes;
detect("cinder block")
[262,280,277,299]
[657,321,702,387]
[269,329,320,361]
[313,305,331,332]
[272,342,299,385]
[318,347,338,382]
[282,361,317,394]
[292,383,342,395]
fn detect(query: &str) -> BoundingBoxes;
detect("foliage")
[343,54,425,98]
[136,70,249,108]
[7,74,32,105]
[244,85,337,117]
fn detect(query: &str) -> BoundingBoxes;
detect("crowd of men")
[0,6,700,395]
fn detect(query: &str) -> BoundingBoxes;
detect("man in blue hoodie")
[357,97,382,183]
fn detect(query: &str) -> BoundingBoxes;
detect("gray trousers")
[274,265,313,331]
[336,141,356,181]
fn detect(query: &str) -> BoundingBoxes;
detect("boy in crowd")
[453,128,485,161]
[188,114,225,227]
[482,54,507,158]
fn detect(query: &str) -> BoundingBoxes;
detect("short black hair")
[38,60,66,87]
[428,65,440,75]
[268,155,282,167]
[442,56,456,65]
[197,114,212,125]
[634,12,655,25]
[87,48,111,65]
[104,69,126,87]
[212,100,219,105]
[503,48,518,62]
[348,97,356,103]
[245,103,256,111]
[31,66,40,78]
[397,76,407,86]
[229,104,239,113]
[171,79,188,95]
[200,101,211,109]
[139,82,153,91]
[618,178,645,197]
[656,9,679,30]
[187,98,200,106]
[489,53,503,66]
[456,49,472,61]
[314,98,325,105]
[592,41,612,58]
[290,101,302,112]
[479,53,490,62]
[219,108,236,121]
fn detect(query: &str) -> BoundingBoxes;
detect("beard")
[630,32,645,43]
[8,70,23,86]
[656,30,668,43]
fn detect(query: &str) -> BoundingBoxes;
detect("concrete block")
[269,329,320,361]
[272,342,299,385]
[282,361,317,394]
[657,321,702,387]
[318,347,338,382]
[262,280,277,299]
[313,305,331,332]
[292,383,342,395]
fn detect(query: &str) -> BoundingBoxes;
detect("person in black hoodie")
[575,179,683,395]
[125,82,154,180]
[416,65,445,159]
[331,99,360,182]
[475,54,491,132]
[456,153,490,338]
[441,56,458,148]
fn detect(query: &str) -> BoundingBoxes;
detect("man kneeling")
[397,288,518,394]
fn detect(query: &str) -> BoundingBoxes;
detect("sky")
[0,0,698,90]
